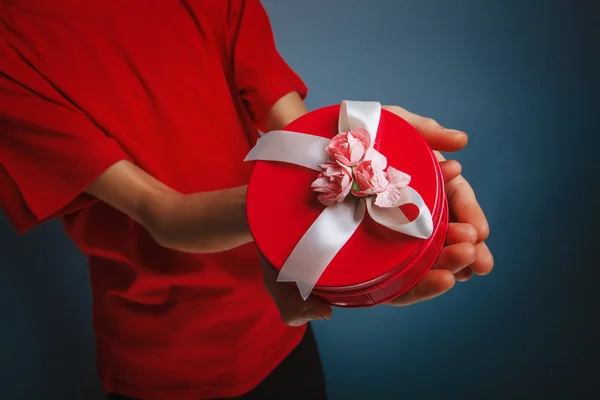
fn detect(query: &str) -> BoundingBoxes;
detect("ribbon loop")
[245,101,434,299]
[366,187,434,239]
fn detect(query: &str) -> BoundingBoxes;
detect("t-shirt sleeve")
[0,64,131,233]
[229,0,308,131]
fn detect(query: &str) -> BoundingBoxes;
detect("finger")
[261,256,332,326]
[445,223,478,245]
[446,176,490,241]
[386,269,455,306]
[468,241,494,276]
[382,105,468,152]
[454,267,473,282]
[433,242,477,274]
[440,160,462,183]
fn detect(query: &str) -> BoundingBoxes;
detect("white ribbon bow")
[245,101,433,300]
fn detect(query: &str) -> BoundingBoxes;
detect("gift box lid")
[247,103,444,290]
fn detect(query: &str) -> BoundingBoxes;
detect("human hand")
[381,105,494,306]
[259,145,489,323]
[258,105,494,324]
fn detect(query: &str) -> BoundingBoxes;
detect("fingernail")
[305,309,330,320]
[446,129,463,134]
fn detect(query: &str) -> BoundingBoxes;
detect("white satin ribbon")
[245,101,433,300]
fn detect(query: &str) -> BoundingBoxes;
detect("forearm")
[85,159,177,225]
[264,91,308,132]
[85,159,252,253]
[85,91,307,253]
[136,185,251,253]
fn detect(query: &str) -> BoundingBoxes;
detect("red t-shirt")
[0,1,308,399]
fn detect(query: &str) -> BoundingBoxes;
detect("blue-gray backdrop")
[1,0,597,399]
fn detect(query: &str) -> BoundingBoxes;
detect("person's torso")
[0,1,304,397]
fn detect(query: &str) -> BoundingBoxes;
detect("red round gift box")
[246,104,449,307]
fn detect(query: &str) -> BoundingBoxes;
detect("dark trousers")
[108,324,327,400]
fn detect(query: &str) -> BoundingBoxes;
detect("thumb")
[382,105,468,152]
[260,254,332,326]
[279,290,333,327]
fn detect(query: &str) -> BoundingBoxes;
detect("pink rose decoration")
[325,128,371,167]
[352,151,390,197]
[374,167,411,207]
[313,133,411,208]
[311,161,354,206]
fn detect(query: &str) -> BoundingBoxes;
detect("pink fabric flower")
[325,128,371,167]
[313,133,412,208]
[352,150,390,197]
[375,167,412,207]
[311,161,354,206]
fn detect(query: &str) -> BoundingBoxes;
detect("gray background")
[1,0,597,399]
